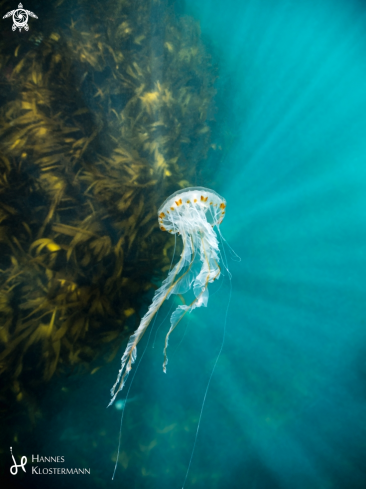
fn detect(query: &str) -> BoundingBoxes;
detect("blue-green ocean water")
[8,0,366,488]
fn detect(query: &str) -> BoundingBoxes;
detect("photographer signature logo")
[3,3,38,32]
[10,447,27,475]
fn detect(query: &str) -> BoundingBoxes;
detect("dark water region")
[2,0,366,488]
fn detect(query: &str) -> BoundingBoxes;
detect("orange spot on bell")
[170,207,175,211]
[186,200,191,204]
[200,195,208,202]
[220,203,226,209]
[160,226,166,231]
[159,212,165,218]
[194,198,197,203]
[175,198,182,206]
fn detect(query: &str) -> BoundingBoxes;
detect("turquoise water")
[183,0,366,487]
[6,0,366,488]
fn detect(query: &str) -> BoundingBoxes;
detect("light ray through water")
[179,0,366,487]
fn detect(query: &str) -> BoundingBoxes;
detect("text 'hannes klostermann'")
[31,455,90,475]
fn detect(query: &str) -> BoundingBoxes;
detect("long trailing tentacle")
[162,228,221,372]
[109,231,195,406]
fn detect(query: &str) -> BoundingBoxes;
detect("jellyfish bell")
[109,187,227,408]
[158,186,226,232]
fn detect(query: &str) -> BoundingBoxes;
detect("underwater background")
[1,0,366,488]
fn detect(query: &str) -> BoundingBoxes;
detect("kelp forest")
[0,0,220,475]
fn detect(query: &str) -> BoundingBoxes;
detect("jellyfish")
[108,186,226,407]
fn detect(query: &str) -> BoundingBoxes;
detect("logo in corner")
[3,3,38,32]
[10,447,27,475]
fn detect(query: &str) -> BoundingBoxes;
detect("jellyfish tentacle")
[109,232,195,405]
[162,303,190,373]
[153,236,193,348]
[162,231,220,373]
[167,236,196,296]
[162,265,219,372]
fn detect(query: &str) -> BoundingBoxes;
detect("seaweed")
[0,0,219,422]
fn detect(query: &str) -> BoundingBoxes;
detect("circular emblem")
[12,7,28,31]
[3,3,38,32]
